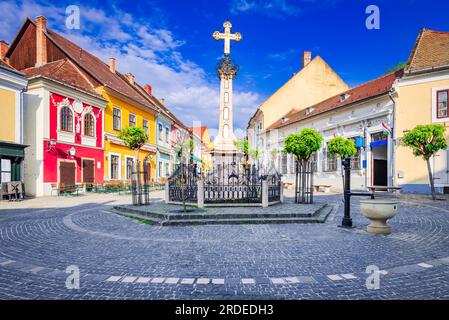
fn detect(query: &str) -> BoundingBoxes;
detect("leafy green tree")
[402,124,448,200]
[327,137,357,190]
[236,139,259,165]
[118,126,149,205]
[284,128,323,203]
[118,126,148,158]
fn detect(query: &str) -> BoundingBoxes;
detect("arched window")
[223,107,229,120]
[60,107,73,132]
[223,124,229,138]
[84,113,95,137]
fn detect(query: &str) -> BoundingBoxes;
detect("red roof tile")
[268,69,403,131]
[406,29,449,74]
[22,58,102,97]
[45,29,155,108]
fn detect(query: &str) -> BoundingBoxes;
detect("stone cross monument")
[211,20,243,164]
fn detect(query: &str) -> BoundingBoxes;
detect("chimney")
[36,16,47,67]
[0,40,9,60]
[125,73,135,85]
[144,84,152,96]
[109,57,116,73]
[302,51,312,68]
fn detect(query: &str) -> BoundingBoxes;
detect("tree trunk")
[301,160,306,203]
[426,158,437,201]
[134,149,142,205]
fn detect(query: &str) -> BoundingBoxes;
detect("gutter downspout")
[388,88,396,187]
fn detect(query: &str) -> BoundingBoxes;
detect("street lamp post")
[340,157,374,228]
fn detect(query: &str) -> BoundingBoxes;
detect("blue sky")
[1,0,449,137]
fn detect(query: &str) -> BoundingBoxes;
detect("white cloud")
[230,0,301,18]
[0,0,263,133]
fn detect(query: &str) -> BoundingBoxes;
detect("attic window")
[305,107,314,115]
[281,117,289,123]
[340,93,351,102]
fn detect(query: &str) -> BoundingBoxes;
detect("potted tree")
[402,124,448,200]
[284,128,323,203]
[118,126,149,205]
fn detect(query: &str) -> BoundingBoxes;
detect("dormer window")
[305,107,314,115]
[340,93,351,102]
[281,117,289,124]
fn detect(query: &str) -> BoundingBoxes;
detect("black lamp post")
[340,157,375,228]
[341,157,353,228]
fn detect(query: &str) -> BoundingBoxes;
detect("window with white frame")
[159,161,163,177]
[437,90,448,118]
[60,107,73,132]
[1,159,11,183]
[143,119,149,135]
[323,145,337,172]
[165,127,169,143]
[110,155,120,180]
[83,113,95,137]
[129,113,136,127]
[158,124,163,141]
[165,163,169,176]
[113,107,121,131]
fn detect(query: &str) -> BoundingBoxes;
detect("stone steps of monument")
[110,205,332,226]
[112,205,318,220]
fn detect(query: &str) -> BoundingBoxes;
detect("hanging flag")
[381,122,392,135]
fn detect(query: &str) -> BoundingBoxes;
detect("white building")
[264,70,403,191]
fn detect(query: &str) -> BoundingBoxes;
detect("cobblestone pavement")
[0,191,449,300]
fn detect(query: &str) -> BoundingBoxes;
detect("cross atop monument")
[212,20,242,55]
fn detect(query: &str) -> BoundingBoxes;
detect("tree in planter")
[174,136,195,213]
[327,137,357,191]
[284,128,323,203]
[118,126,149,205]
[402,124,448,200]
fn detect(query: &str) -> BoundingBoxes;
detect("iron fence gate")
[204,163,262,204]
[168,163,199,203]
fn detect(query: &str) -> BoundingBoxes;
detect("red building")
[4,16,108,196]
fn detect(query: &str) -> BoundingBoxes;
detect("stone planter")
[360,199,398,235]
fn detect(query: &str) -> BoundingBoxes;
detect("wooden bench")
[367,186,402,194]
[314,185,332,193]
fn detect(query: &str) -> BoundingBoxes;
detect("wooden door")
[82,159,95,183]
[59,161,76,186]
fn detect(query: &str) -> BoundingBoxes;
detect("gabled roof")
[406,29,449,74]
[22,58,101,97]
[268,69,403,131]
[6,17,156,111]
[189,126,209,141]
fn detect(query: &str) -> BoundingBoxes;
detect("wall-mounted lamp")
[46,139,57,152]
[68,147,77,157]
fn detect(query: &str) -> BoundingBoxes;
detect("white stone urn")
[359,199,399,235]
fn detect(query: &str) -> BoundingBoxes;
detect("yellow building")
[0,58,28,194]
[395,29,449,194]
[100,80,158,182]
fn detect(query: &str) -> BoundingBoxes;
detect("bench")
[314,185,332,193]
[51,183,82,196]
[367,186,402,194]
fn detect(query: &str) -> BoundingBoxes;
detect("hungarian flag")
[381,122,392,135]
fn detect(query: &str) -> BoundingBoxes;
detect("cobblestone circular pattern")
[1,195,449,300]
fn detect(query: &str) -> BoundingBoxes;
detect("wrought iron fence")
[204,163,262,204]
[168,163,199,203]
[267,173,282,202]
